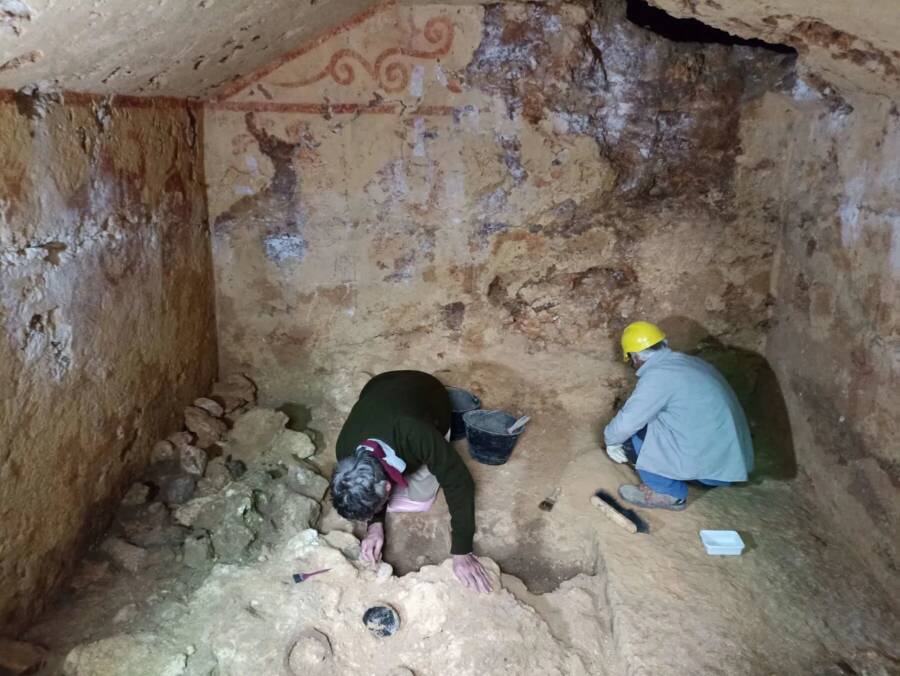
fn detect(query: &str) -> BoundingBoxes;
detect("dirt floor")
[18,367,900,676]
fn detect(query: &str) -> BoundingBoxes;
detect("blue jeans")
[629,427,730,501]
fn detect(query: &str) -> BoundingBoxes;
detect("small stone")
[183,532,213,569]
[0,636,48,674]
[210,522,256,562]
[194,478,219,498]
[117,502,186,548]
[223,408,289,463]
[272,429,316,463]
[323,531,360,560]
[193,397,224,418]
[121,482,150,507]
[224,406,251,425]
[375,562,394,582]
[167,431,196,452]
[225,457,247,478]
[287,630,332,675]
[268,491,321,539]
[189,486,262,562]
[101,537,148,573]
[287,465,329,501]
[172,495,217,527]
[160,474,196,505]
[211,373,257,412]
[363,605,400,638]
[150,440,176,463]
[69,559,111,589]
[180,445,208,476]
[184,406,228,449]
[204,457,232,489]
[63,635,188,676]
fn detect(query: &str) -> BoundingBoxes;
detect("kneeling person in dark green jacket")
[331,370,492,593]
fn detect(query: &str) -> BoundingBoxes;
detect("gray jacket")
[604,348,754,481]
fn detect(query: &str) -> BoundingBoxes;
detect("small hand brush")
[591,489,649,534]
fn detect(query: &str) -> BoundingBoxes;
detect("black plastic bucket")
[446,387,481,441]
[463,410,524,465]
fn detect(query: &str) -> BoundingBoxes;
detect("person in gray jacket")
[604,321,754,510]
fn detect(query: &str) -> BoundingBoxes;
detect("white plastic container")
[700,530,745,556]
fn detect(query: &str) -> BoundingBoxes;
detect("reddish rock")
[183,406,228,449]
[0,636,48,674]
[193,397,225,418]
[211,373,258,413]
[150,440,176,464]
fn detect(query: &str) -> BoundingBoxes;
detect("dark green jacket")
[336,370,475,555]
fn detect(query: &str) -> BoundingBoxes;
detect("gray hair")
[330,451,390,521]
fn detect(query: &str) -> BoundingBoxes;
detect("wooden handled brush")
[591,489,649,534]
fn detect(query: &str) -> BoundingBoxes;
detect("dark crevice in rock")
[625,0,795,53]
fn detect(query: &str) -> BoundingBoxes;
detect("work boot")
[618,484,686,511]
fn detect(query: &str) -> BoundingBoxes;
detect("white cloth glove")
[605,443,627,464]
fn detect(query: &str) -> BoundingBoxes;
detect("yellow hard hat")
[621,321,666,361]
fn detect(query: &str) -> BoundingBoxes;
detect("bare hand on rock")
[360,522,384,563]
[452,553,492,593]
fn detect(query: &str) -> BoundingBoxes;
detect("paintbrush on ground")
[591,489,649,534]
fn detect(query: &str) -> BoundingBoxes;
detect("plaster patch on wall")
[889,215,900,275]
[412,117,427,157]
[263,232,307,264]
[791,76,823,102]
[478,187,508,217]
[409,65,425,98]
[434,63,449,87]
[0,0,32,35]
[839,174,866,247]
[21,308,71,378]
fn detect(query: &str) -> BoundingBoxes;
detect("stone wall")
[745,89,899,596]
[0,92,217,631]
[205,1,792,425]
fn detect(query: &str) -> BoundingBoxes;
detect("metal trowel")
[506,415,530,434]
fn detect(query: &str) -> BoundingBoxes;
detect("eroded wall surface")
[0,0,380,97]
[744,90,899,595]
[205,2,792,425]
[0,93,217,630]
[648,0,900,100]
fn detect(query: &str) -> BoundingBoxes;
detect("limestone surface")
[0,96,216,632]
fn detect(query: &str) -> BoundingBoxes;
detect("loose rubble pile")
[100,373,327,580]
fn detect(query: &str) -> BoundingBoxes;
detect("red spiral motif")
[381,61,410,93]
[421,17,453,51]
[330,49,368,85]
[273,15,455,92]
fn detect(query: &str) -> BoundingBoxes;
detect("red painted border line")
[207,100,398,114]
[0,88,201,110]
[211,0,397,104]
[205,100,458,116]
[410,105,457,116]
